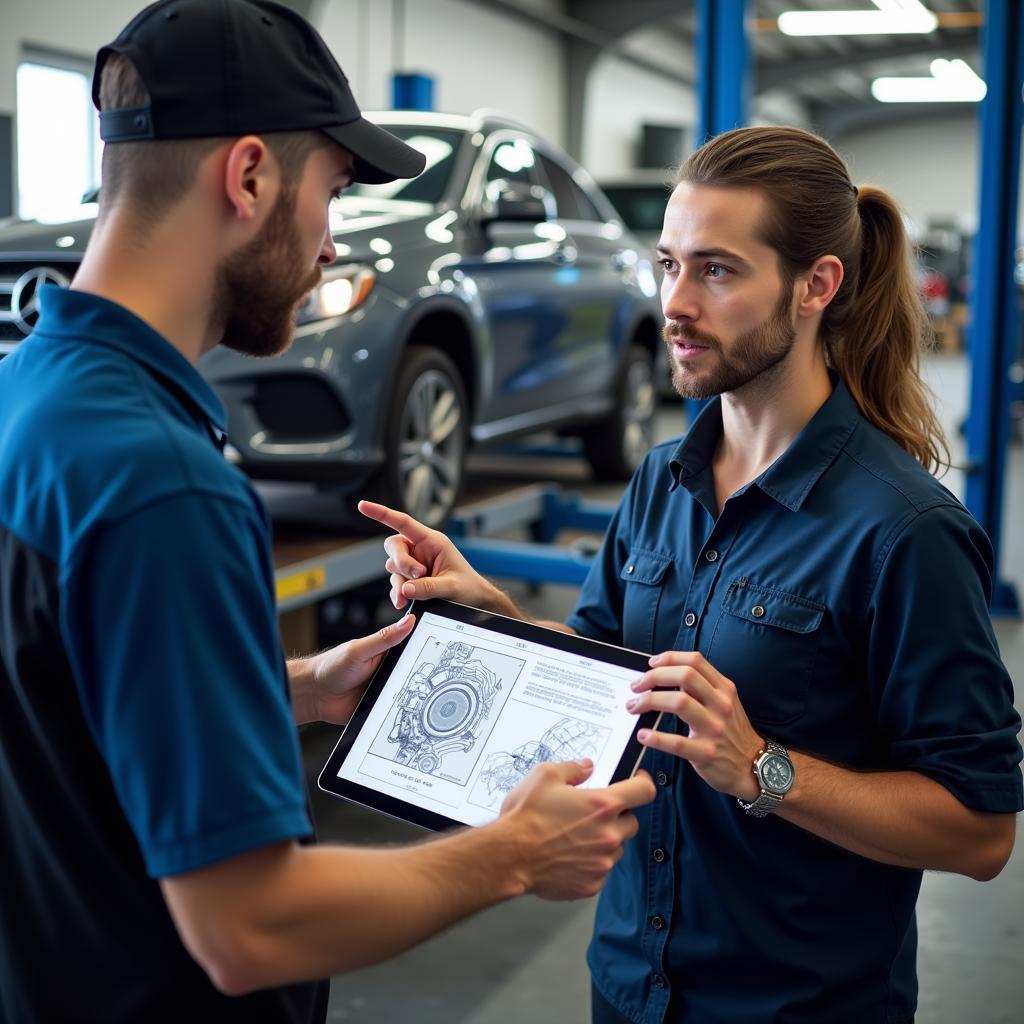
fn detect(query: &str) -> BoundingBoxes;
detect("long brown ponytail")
[677,126,950,475]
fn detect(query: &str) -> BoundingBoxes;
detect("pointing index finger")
[358,500,434,542]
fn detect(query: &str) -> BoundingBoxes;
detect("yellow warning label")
[276,566,326,604]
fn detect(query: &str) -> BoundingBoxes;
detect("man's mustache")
[663,322,719,348]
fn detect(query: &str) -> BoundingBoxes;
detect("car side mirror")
[481,185,548,224]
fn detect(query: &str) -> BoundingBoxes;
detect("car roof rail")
[467,107,536,133]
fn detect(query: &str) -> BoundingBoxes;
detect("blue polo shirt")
[567,379,1023,1024]
[0,287,325,1022]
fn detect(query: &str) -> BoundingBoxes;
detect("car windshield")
[600,184,671,234]
[343,126,466,205]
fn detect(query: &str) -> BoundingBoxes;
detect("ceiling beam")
[565,0,693,40]
[465,0,694,87]
[812,99,977,139]
[758,36,976,92]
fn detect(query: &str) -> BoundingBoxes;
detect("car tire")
[349,345,469,531]
[580,344,656,481]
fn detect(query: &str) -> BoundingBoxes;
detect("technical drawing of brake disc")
[388,641,501,776]
[422,682,480,737]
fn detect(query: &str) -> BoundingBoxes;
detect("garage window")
[16,51,101,223]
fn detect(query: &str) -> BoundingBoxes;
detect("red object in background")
[920,268,951,316]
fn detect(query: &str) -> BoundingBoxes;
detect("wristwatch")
[737,739,794,818]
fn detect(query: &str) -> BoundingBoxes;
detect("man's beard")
[663,284,797,400]
[215,187,322,359]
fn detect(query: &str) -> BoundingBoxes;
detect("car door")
[534,151,631,403]
[457,132,585,429]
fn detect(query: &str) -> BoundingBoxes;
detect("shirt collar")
[668,374,861,511]
[36,285,227,435]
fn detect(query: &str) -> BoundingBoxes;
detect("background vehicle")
[598,171,674,398]
[0,109,663,529]
[597,170,672,256]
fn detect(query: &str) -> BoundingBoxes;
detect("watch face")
[760,752,794,794]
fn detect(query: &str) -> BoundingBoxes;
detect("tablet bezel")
[317,598,659,832]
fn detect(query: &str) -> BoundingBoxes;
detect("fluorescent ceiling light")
[872,58,986,102]
[778,1,937,37]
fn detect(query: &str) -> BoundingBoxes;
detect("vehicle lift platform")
[270,480,615,653]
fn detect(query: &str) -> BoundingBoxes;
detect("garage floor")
[300,352,1024,1023]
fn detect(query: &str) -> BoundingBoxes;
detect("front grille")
[0,260,80,341]
[246,374,351,442]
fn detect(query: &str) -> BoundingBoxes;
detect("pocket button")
[752,604,766,618]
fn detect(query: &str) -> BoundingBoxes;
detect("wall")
[317,0,565,146]
[837,113,980,236]
[837,112,1024,239]
[582,28,696,178]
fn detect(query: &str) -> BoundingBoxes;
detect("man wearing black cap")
[0,2,655,1021]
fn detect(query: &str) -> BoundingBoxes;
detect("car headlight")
[296,263,376,324]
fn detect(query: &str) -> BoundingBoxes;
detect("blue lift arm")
[965,0,1023,616]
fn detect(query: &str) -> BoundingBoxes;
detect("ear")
[794,255,843,320]
[222,135,278,223]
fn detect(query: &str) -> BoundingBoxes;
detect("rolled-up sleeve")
[866,503,1023,812]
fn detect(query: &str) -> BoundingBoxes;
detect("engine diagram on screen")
[368,637,523,785]
[470,713,611,810]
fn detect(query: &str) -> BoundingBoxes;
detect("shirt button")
[651,915,665,930]
[653,847,666,863]
[626,565,635,574]
[752,604,766,618]
[684,611,696,627]
[656,771,670,786]
[704,549,718,562]
[653,974,667,989]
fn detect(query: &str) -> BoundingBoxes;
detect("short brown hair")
[98,54,328,230]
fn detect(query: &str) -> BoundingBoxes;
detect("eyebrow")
[655,245,751,267]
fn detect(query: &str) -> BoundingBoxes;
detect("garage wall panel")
[583,49,695,177]
[317,0,565,146]
[841,115,978,235]
[839,114,1007,237]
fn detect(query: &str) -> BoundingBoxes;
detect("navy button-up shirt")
[567,379,1023,1024]
[0,287,324,1021]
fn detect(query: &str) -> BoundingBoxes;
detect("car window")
[599,184,671,234]
[344,127,466,204]
[484,137,542,201]
[538,155,602,222]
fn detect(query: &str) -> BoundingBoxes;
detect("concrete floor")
[300,352,1024,1023]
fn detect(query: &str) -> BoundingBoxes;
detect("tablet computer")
[318,598,659,832]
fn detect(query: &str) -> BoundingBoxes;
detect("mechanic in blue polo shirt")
[363,125,1023,1024]
[0,3,656,1022]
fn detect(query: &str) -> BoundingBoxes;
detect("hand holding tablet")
[319,599,661,831]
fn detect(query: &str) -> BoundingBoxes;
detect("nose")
[319,227,337,266]
[662,269,699,324]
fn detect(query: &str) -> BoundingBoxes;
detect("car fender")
[371,292,486,442]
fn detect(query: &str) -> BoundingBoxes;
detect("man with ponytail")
[364,124,1022,1023]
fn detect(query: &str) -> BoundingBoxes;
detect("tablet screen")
[320,601,654,830]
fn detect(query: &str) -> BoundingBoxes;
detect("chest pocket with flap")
[619,549,673,654]
[706,578,826,727]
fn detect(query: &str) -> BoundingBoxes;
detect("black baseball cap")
[92,0,426,184]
